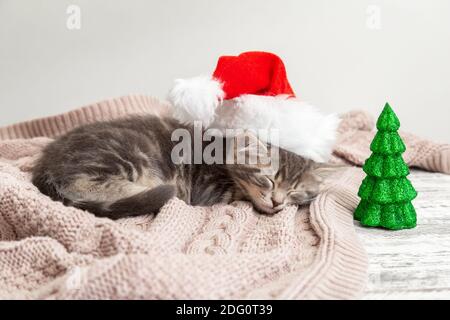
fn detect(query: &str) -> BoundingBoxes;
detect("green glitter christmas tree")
[354,103,417,230]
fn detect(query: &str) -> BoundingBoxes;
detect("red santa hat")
[168,51,340,162]
[213,51,295,99]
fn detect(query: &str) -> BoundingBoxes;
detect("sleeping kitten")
[32,115,336,219]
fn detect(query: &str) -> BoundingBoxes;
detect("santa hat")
[167,51,340,162]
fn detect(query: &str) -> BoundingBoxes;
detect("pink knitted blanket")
[0,96,449,299]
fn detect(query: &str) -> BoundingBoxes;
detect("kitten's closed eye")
[258,177,274,190]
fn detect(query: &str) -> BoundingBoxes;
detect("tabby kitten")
[32,115,335,219]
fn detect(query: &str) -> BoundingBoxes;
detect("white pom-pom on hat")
[167,76,225,128]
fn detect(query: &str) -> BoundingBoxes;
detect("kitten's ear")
[233,131,269,167]
[234,131,268,153]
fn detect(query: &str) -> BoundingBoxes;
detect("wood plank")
[356,170,450,300]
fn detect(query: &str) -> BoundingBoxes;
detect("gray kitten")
[32,115,335,219]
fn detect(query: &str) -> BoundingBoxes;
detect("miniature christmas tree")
[354,103,417,230]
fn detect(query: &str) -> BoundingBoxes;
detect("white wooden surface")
[356,170,450,299]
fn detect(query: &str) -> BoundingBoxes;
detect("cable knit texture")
[0,96,449,299]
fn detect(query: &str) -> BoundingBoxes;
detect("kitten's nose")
[271,196,284,208]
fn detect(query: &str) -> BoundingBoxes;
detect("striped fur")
[32,115,332,219]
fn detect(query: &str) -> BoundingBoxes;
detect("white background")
[1,0,449,142]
